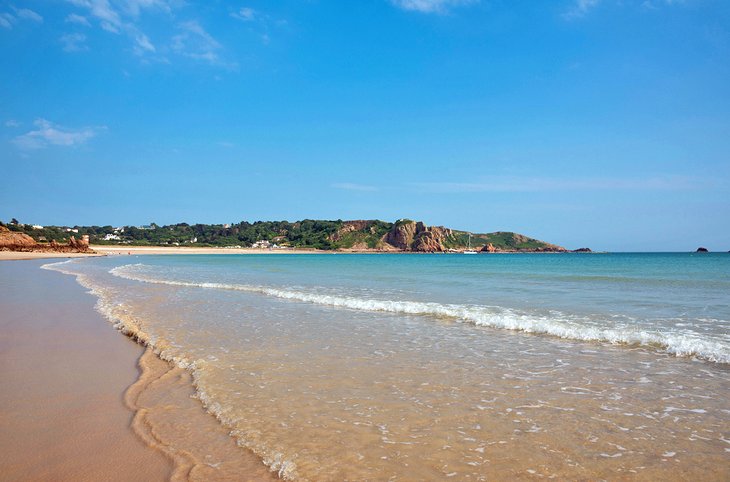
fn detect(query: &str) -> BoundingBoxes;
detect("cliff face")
[330,220,375,242]
[383,220,453,252]
[384,221,417,249]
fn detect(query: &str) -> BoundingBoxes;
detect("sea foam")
[109,263,730,364]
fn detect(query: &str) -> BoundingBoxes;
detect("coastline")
[1,245,602,261]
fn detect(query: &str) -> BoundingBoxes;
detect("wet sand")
[91,246,328,256]
[0,259,276,482]
[0,251,105,261]
[0,259,171,481]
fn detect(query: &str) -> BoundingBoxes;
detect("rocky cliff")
[0,226,37,250]
[382,220,454,252]
[0,226,93,253]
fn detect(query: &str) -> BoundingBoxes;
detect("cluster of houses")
[251,240,284,249]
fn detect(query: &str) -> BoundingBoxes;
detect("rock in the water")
[696,247,709,252]
[573,248,592,253]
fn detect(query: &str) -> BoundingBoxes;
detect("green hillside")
[2,218,563,251]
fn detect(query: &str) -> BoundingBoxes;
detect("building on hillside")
[252,240,272,249]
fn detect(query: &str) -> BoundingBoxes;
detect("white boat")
[464,233,478,254]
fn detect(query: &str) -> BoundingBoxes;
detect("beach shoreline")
[0,259,276,481]
[1,245,589,261]
[0,260,172,481]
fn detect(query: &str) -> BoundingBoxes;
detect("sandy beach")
[0,246,333,261]
[90,245,335,256]
[0,260,171,481]
[0,259,274,481]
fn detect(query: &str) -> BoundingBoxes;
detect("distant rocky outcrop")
[0,226,93,254]
[573,248,592,253]
[481,243,498,253]
[383,220,452,252]
[696,247,709,253]
[0,226,37,250]
[330,220,372,241]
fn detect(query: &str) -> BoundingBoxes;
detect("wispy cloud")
[230,6,283,46]
[231,7,256,22]
[389,0,477,14]
[4,120,21,128]
[60,32,89,52]
[61,1,242,66]
[172,20,233,67]
[563,0,601,20]
[65,0,159,55]
[14,8,43,23]
[642,0,687,9]
[0,14,12,29]
[13,118,104,150]
[122,0,172,17]
[68,0,122,31]
[0,7,43,29]
[563,0,686,19]
[133,31,155,53]
[332,182,379,192]
[65,13,91,26]
[411,175,706,193]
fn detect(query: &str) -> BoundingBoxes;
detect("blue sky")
[1,0,728,251]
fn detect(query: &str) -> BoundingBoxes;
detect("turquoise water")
[45,253,730,480]
[110,252,730,363]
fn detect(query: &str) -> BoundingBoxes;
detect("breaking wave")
[110,263,730,364]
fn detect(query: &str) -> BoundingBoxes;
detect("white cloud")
[66,0,167,57]
[172,20,234,67]
[0,13,12,29]
[5,120,20,127]
[563,0,601,20]
[411,175,704,193]
[564,0,685,19]
[15,8,43,23]
[642,0,686,8]
[13,119,103,150]
[231,7,256,22]
[134,31,155,53]
[65,13,91,26]
[332,182,379,192]
[1,7,43,28]
[122,0,172,17]
[60,32,88,52]
[389,0,477,14]
[68,0,122,31]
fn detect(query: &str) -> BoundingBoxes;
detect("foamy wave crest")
[110,264,730,364]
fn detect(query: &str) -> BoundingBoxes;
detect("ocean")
[45,253,730,480]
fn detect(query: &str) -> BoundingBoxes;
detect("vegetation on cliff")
[1,218,565,252]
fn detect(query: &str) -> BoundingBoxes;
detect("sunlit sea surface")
[46,253,730,480]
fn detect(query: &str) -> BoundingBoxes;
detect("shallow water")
[45,253,730,480]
